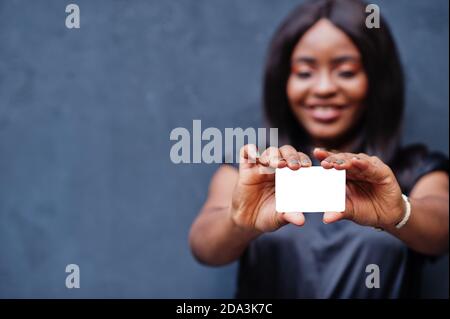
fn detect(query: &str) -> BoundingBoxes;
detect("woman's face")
[287,19,368,145]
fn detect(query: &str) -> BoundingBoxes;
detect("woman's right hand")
[230,144,313,233]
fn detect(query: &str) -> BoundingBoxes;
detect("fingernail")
[301,159,310,165]
[288,159,299,165]
[323,220,328,224]
[335,159,345,165]
[324,158,332,163]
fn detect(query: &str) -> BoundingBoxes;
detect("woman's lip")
[304,105,345,123]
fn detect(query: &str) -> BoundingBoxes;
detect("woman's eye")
[296,72,312,79]
[338,71,356,78]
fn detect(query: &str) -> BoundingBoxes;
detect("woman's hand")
[230,144,312,233]
[313,148,405,229]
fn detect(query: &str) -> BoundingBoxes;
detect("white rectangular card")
[275,166,346,213]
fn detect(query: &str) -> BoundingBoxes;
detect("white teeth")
[309,105,341,121]
[314,106,334,109]
[315,108,334,115]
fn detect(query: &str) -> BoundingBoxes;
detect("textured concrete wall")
[0,0,448,298]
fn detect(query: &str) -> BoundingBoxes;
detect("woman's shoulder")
[393,143,449,172]
[391,143,449,194]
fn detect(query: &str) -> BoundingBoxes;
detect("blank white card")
[275,166,346,213]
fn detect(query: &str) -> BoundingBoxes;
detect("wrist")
[228,206,263,239]
[377,194,411,231]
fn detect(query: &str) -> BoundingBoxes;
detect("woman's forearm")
[386,195,449,256]
[189,206,261,266]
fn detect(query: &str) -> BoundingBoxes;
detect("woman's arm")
[385,171,449,255]
[314,148,449,256]
[189,145,309,266]
[188,165,261,266]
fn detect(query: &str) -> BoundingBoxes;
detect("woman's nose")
[312,72,338,98]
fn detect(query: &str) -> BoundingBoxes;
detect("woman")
[189,0,449,298]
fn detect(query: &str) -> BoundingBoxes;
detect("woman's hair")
[263,0,404,164]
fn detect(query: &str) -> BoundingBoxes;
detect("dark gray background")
[0,0,448,298]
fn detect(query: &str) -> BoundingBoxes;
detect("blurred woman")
[189,0,449,298]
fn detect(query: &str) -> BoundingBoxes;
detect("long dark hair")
[263,0,404,164]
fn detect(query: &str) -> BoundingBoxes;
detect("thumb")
[313,148,336,161]
[280,212,306,227]
[323,211,345,224]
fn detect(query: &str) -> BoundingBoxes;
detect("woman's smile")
[302,104,348,123]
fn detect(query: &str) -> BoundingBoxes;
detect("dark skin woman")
[189,0,449,298]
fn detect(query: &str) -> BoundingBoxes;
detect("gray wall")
[0,0,448,298]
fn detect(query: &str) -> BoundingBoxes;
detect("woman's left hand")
[313,148,405,229]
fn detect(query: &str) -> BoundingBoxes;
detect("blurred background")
[0,0,448,298]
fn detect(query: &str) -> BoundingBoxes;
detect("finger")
[326,153,389,183]
[350,155,391,184]
[239,144,259,164]
[258,147,273,166]
[257,164,276,175]
[260,147,286,169]
[350,155,371,171]
[320,155,336,169]
[313,148,337,161]
[321,153,355,170]
[256,147,276,174]
[335,155,370,178]
[281,212,306,226]
[279,145,301,170]
[298,152,313,167]
[323,211,346,224]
